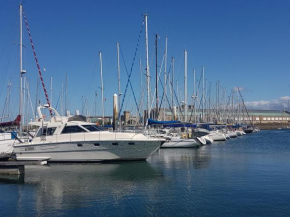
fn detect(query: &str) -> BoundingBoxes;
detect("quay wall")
[255,123,288,130]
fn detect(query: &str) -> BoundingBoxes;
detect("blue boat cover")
[148,118,180,125]
[148,119,196,128]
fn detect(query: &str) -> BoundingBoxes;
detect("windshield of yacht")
[61,125,87,134]
[81,124,105,132]
[35,127,56,137]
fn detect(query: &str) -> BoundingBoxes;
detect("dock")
[0,161,48,175]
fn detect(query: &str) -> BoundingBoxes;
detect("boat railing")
[40,129,153,143]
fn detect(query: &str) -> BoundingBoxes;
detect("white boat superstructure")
[0,133,17,157]
[13,105,164,162]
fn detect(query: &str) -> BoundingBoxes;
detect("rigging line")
[148,51,165,118]
[189,72,203,122]
[119,45,141,118]
[118,19,145,121]
[1,80,12,119]
[0,12,17,65]
[158,63,172,113]
[169,79,184,119]
[0,28,17,99]
[55,89,62,110]
[237,88,253,126]
[84,60,97,100]
[22,7,53,117]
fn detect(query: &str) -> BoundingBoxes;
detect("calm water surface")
[1,130,290,217]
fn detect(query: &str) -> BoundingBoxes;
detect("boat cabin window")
[36,127,56,137]
[61,126,86,134]
[82,125,104,132]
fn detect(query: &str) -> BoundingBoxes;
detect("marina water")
[1,130,290,217]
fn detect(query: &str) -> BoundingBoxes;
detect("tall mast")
[65,74,68,114]
[35,76,39,118]
[176,80,179,120]
[171,57,174,120]
[99,51,105,126]
[50,77,53,107]
[164,36,168,120]
[19,4,23,134]
[155,34,158,119]
[116,42,121,130]
[184,50,187,122]
[139,58,143,125]
[95,91,97,116]
[209,81,212,122]
[144,14,151,121]
[61,83,63,116]
[193,69,196,123]
[202,66,205,122]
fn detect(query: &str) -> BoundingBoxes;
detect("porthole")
[94,143,100,146]
[128,142,135,145]
[77,143,83,147]
[112,143,118,146]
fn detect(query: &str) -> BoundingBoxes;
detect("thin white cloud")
[245,96,290,110]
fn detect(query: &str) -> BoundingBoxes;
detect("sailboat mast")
[50,77,53,107]
[172,57,174,120]
[145,14,150,121]
[155,34,158,119]
[99,51,105,126]
[139,58,143,125]
[184,50,187,122]
[193,69,196,123]
[202,66,205,122]
[209,81,212,122]
[19,4,23,134]
[164,36,168,120]
[61,83,63,116]
[65,74,68,114]
[117,42,121,130]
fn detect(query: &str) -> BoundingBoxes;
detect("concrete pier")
[0,161,47,175]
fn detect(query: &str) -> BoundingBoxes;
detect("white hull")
[208,132,227,141]
[236,131,245,136]
[227,131,237,138]
[201,135,213,144]
[15,140,161,162]
[161,138,200,148]
[0,133,16,155]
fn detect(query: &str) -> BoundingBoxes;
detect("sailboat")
[0,3,26,159]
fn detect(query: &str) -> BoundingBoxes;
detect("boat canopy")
[199,123,228,131]
[148,119,196,128]
[148,118,181,125]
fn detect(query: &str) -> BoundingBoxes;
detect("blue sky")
[1,0,290,119]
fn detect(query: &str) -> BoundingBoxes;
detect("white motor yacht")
[13,105,164,162]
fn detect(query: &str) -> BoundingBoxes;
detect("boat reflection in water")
[0,149,212,216]
[5,162,164,216]
[150,146,211,170]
